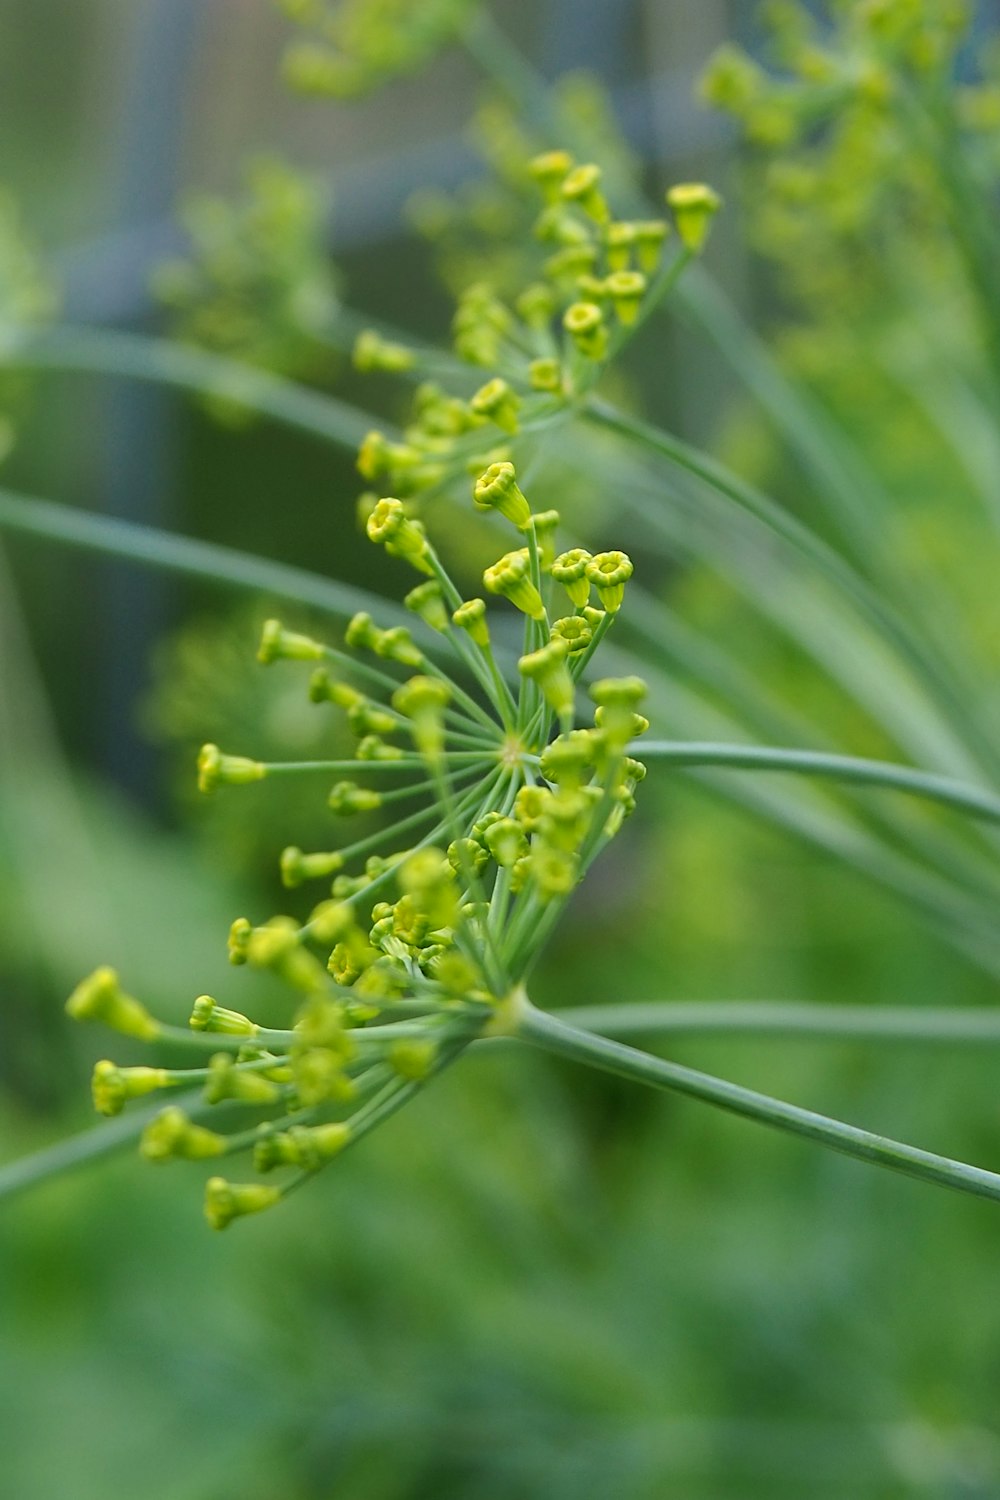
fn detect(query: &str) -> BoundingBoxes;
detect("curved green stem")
[556,1000,1000,1044]
[4,323,378,449]
[584,397,1000,783]
[637,740,1000,827]
[0,487,414,629]
[515,999,1000,1205]
[0,1089,200,1203]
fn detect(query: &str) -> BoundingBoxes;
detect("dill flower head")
[67,461,646,1229]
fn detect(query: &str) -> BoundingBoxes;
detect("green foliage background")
[3,1,1000,1495]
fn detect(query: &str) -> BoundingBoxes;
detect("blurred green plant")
[4,0,1000,1252]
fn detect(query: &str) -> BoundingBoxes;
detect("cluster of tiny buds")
[351,149,720,502]
[66,446,647,1228]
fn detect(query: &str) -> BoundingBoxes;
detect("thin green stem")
[583,398,1000,783]
[0,1088,201,1202]
[555,999,1000,1044]
[0,487,414,629]
[515,1000,1000,1206]
[637,740,1000,827]
[4,323,378,449]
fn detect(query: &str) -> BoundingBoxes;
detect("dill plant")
[5,0,1000,1229]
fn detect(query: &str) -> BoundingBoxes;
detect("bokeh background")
[4,2,1000,1495]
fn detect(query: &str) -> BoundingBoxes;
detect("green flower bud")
[189,995,258,1037]
[389,1039,437,1081]
[666,183,722,252]
[519,640,575,719]
[357,429,391,481]
[513,784,554,832]
[528,357,562,393]
[447,836,489,878]
[228,917,252,965]
[528,149,575,202]
[429,950,480,996]
[392,675,451,757]
[589,676,648,708]
[257,618,325,665]
[353,328,417,373]
[356,735,405,761]
[142,1107,227,1164]
[365,497,432,574]
[470,377,521,435]
[605,269,647,325]
[398,847,458,929]
[452,597,490,648]
[254,1121,351,1174]
[561,162,609,223]
[539,729,597,787]
[604,221,637,271]
[634,219,669,272]
[246,916,327,992]
[545,243,599,283]
[473,460,532,528]
[483,549,546,620]
[591,676,649,748]
[551,548,593,608]
[308,899,356,947]
[92,1060,171,1117]
[203,1053,282,1106]
[308,667,354,705]
[344,611,380,651]
[376,626,424,668]
[563,300,607,359]
[585,550,633,613]
[346,701,398,738]
[197,743,265,794]
[293,1046,356,1105]
[528,845,579,899]
[280,846,345,888]
[204,1176,282,1230]
[483,817,530,868]
[530,509,560,569]
[66,967,160,1042]
[516,281,556,328]
[404,579,449,633]
[327,781,383,815]
[551,615,592,654]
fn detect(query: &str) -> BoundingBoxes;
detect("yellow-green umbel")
[473,460,532,528]
[586,550,633,613]
[666,183,722,251]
